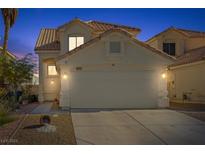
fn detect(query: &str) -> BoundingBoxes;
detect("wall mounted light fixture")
[161,73,166,79]
[63,74,68,79]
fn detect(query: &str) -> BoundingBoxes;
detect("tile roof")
[146,27,205,42]
[176,28,205,38]
[56,28,175,61]
[35,19,141,51]
[35,29,60,51]
[86,20,141,32]
[0,46,16,59]
[169,46,205,67]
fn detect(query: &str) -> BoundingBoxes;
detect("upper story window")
[69,36,84,51]
[48,65,58,76]
[163,43,176,56]
[109,41,121,53]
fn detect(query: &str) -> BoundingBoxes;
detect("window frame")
[47,64,58,77]
[68,36,84,51]
[109,41,121,54]
[163,42,176,56]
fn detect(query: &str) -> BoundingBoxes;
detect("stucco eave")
[35,50,60,54]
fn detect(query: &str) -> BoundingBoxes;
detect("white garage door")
[69,71,159,108]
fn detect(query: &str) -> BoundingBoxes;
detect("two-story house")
[35,19,174,109]
[147,27,205,103]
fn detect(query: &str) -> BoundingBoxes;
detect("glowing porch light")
[161,73,166,79]
[63,74,68,79]
[50,80,54,84]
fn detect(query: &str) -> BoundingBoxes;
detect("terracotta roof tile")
[146,27,205,42]
[176,28,205,38]
[35,29,60,51]
[170,46,205,67]
[35,19,141,51]
[86,20,141,32]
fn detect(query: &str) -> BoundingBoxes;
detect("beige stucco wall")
[185,38,205,51]
[168,61,205,103]
[57,32,172,108]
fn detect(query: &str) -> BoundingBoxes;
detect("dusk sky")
[0,8,205,57]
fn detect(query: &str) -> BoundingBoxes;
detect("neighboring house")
[147,27,205,103]
[0,46,16,59]
[35,19,174,109]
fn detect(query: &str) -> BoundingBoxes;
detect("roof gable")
[176,28,205,38]
[57,18,94,32]
[56,28,175,61]
[146,27,187,43]
[146,27,205,43]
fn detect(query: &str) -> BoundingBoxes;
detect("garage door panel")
[70,71,158,108]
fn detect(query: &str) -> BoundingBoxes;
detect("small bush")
[0,103,15,126]
[40,115,51,125]
[0,115,15,126]
[28,95,38,103]
[0,103,9,117]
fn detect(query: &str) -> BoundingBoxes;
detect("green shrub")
[0,115,15,126]
[28,95,38,103]
[0,103,16,126]
[0,103,9,117]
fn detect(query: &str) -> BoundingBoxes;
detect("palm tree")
[1,8,18,56]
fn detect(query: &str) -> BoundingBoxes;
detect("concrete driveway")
[71,109,205,145]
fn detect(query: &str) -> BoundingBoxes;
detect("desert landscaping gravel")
[0,115,22,144]
[11,114,76,145]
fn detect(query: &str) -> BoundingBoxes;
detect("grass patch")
[0,115,16,126]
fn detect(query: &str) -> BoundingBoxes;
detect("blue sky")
[0,8,205,57]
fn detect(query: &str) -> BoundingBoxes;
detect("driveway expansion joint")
[124,111,168,145]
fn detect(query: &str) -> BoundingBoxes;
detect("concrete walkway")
[31,102,53,114]
[30,102,70,114]
[71,109,205,145]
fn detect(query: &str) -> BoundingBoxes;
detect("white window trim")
[68,36,84,51]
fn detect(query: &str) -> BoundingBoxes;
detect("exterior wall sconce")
[161,73,167,79]
[63,74,68,79]
[50,80,54,84]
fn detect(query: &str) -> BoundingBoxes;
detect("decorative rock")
[37,115,56,133]
[40,115,51,125]
[53,114,59,117]
[36,123,56,133]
